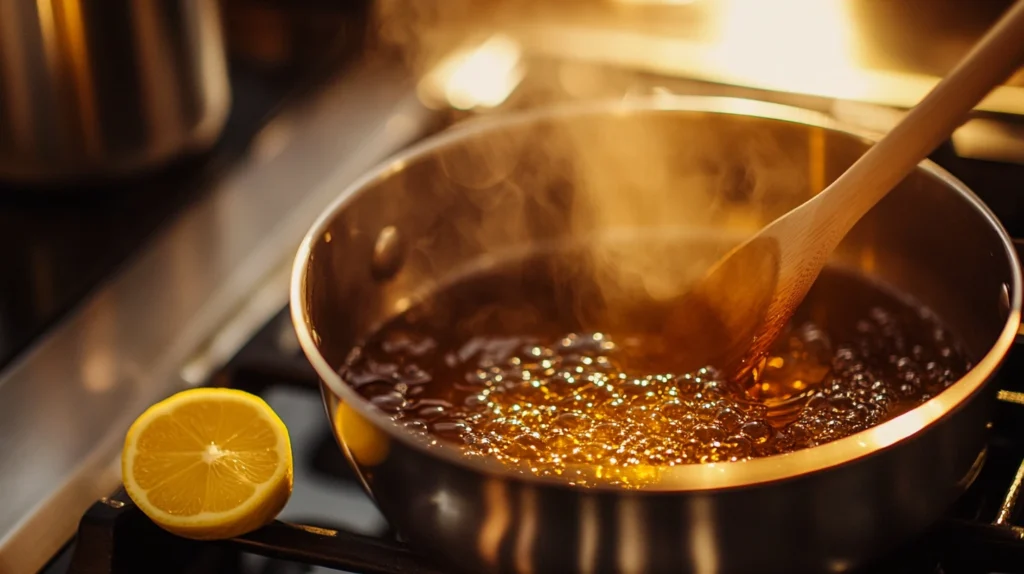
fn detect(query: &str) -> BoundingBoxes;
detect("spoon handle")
[822,0,1024,234]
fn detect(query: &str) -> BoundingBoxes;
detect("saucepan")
[290,96,1022,573]
[0,0,229,184]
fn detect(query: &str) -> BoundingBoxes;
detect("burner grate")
[68,492,444,574]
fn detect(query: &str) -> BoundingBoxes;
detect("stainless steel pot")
[0,0,230,183]
[290,96,1023,573]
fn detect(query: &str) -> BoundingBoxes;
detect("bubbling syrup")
[342,254,972,487]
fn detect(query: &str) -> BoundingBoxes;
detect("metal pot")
[290,96,1022,573]
[0,0,230,184]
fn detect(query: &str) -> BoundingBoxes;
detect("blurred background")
[373,0,1024,142]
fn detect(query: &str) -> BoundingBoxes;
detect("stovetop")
[30,122,1024,574]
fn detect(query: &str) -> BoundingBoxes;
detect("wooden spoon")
[665,0,1024,393]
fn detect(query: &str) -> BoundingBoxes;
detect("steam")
[374,1,820,345]
[423,101,817,345]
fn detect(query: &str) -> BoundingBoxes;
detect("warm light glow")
[612,0,698,4]
[867,407,932,449]
[419,34,524,110]
[710,0,861,97]
[512,2,1024,115]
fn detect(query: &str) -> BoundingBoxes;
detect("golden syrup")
[343,253,971,487]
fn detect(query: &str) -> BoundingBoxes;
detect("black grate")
[68,492,443,574]
[55,310,1024,574]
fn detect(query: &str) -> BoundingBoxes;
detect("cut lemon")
[121,388,293,540]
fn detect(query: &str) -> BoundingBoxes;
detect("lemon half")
[121,388,293,540]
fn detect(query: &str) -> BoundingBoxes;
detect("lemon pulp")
[121,388,293,540]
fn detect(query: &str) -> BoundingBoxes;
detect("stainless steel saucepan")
[0,0,230,183]
[290,96,1022,573]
